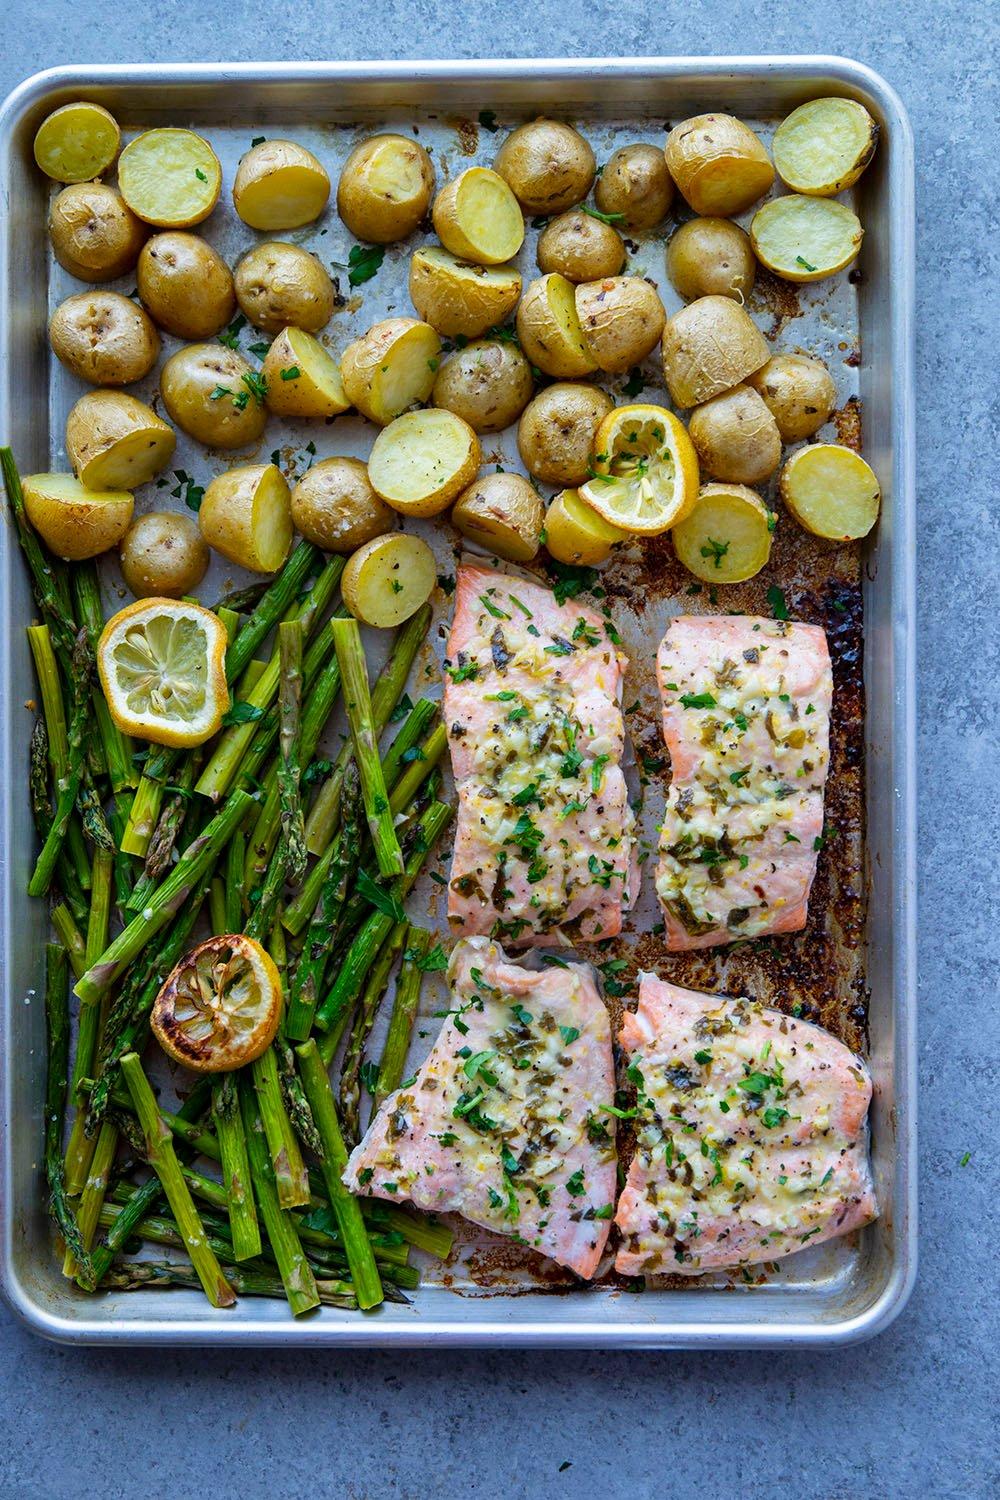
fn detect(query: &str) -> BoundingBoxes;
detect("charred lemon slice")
[151,934,281,1073]
[579,403,699,535]
[97,598,229,747]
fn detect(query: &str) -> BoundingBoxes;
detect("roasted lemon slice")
[151,934,281,1073]
[97,598,229,747]
[579,404,699,535]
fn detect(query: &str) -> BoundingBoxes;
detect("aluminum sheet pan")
[0,57,916,1347]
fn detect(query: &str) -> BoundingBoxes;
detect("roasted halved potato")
[672,483,775,583]
[779,443,880,540]
[665,114,774,217]
[49,291,160,387]
[773,97,878,196]
[688,384,782,486]
[451,472,544,562]
[746,353,837,442]
[432,339,534,432]
[290,457,395,553]
[432,167,524,265]
[340,317,441,426]
[536,210,626,282]
[409,246,521,338]
[517,381,613,487]
[661,295,769,408]
[574,275,666,373]
[233,138,330,229]
[119,511,210,599]
[200,463,292,573]
[666,217,756,303]
[234,241,335,334]
[751,194,864,282]
[544,486,625,566]
[262,328,350,419]
[515,273,597,378]
[595,143,674,229]
[342,532,436,628]
[22,472,133,560]
[137,232,236,340]
[337,133,435,243]
[33,101,120,182]
[118,128,222,227]
[65,391,175,490]
[160,344,268,449]
[494,119,596,214]
[48,182,147,283]
[368,408,480,517]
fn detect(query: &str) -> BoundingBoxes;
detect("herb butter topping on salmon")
[343,936,618,1279]
[444,564,638,946]
[656,614,832,949]
[614,974,876,1276]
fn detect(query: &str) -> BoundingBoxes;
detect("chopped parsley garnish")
[479,593,510,620]
[356,868,406,923]
[761,1106,790,1128]
[446,661,479,683]
[565,1169,586,1197]
[221,701,264,726]
[279,365,301,381]
[795,255,818,272]
[767,584,790,621]
[511,1002,533,1027]
[559,1025,580,1046]
[680,691,717,710]
[346,243,385,286]
[700,537,731,569]
[590,753,610,792]
[694,1049,713,1065]
[582,204,625,225]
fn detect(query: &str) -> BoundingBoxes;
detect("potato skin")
[48,182,146,283]
[665,114,774,217]
[666,217,756,303]
[340,317,440,426]
[290,457,396,553]
[49,292,159,387]
[160,344,267,448]
[451,472,544,562]
[494,119,596,214]
[688,384,781,485]
[432,340,534,432]
[22,474,133,561]
[233,139,330,230]
[574,276,665,374]
[119,511,209,598]
[515,273,598,379]
[337,134,435,243]
[408,247,521,338]
[517,382,613,487]
[661,295,769,408]
[595,144,674,229]
[137,232,236,340]
[200,464,292,573]
[234,241,335,334]
[65,391,175,491]
[536,210,625,282]
[746,354,837,442]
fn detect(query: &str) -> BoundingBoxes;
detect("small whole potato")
[574,276,666,374]
[595,144,674,229]
[536,210,625,282]
[119,511,209,598]
[290,457,396,553]
[666,218,756,303]
[48,182,146,282]
[665,114,775,217]
[661,295,769,408]
[688,384,782,485]
[337,133,435,243]
[432,340,534,432]
[494,119,596,214]
[517,382,613,487]
[234,241,335,334]
[137,232,236,340]
[746,353,837,442]
[49,291,159,387]
[160,344,267,449]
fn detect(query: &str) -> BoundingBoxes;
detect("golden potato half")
[200,464,292,573]
[22,472,133,561]
[494,119,596,214]
[432,167,524,266]
[48,182,147,283]
[751,194,864,282]
[137,232,236,340]
[779,444,880,540]
[342,533,436,628]
[337,133,435,244]
[118,128,222,228]
[233,138,330,230]
[545,487,626,567]
[665,114,774,217]
[409,246,521,338]
[536,210,626,283]
[49,291,160,387]
[773,97,878,196]
[65,391,175,490]
[368,408,480,517]
[595,143,674,229]
[160,344,267,449]
[574,276,666,374]
[33,102,120,183]
[262,328,350,419]
[661,295,769,408]
[672,483,775,584]
[432,339,534,433]
[515,273,597,378]
[340,317,440,426]
[666,217,756,303]
[290,457,395,553]
[452,472,544,562]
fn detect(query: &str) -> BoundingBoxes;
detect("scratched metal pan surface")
[0,57,915,1347]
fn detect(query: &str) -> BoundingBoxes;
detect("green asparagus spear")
[332,617,403,877]
[71,561,136,792]
[378,926,434,1104]
[239,1077,320,1316]
[42,944,91,1278]
[1,448,76,660]
[250,1045,310,1209]
[50,901,87,980]
[28,630,91,898]
[99,1258,358,1308]
[277,619,307,884]
[212,1071,261,1261]
[340,920,408,1144]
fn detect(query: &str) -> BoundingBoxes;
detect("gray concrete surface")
[1,6,997,1498]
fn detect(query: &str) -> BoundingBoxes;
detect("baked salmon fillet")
[614,975,876,1276]
[444,564,637,946]
[656,614,832,949]
[343,936,617,1279]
